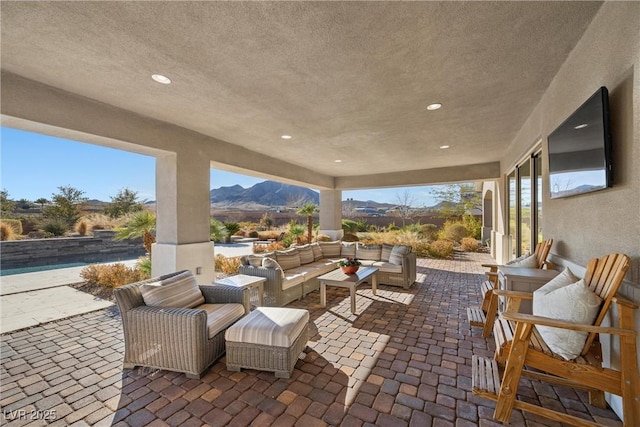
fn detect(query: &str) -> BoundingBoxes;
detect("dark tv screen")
[548,87,612,199]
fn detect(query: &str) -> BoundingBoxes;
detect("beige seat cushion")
[197,303,246,338]
[225,307,309,347]
[140,270,204,308]
[371,261,403,274]
[282,272,305,290]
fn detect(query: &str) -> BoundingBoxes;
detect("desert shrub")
[421,224,439,241]
[253,241,286,253]
[342,233,359,242]
[248,230,259,238]
[214,254,242,274]
[387,222,399,231]
[440,221,469,243]
[75,219,89,236]
[461,237,480,252]
[316,234,332,242]
[42,220,68,236]
[80,263,149,288]
[428,240,454,259]
[136,254,151,276]
[1,219,23,235]
[0,222,16,240]
[19,218,40,234]
[84,213,124,230]
[223,222,241,237]
[355,219,369,232]
[342,219,359,234]
[235,229,246,237]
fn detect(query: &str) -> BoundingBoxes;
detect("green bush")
[428,240,454,259]
[463,214,482,240]
[440,221,469,243]
[342,219,359,234]
[136,254,152,276]
[223,222,241,236]
[461,237,480,252]
[210,218,227,242]
[42,220,68,236]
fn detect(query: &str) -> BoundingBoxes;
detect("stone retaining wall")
[0,230,146,270]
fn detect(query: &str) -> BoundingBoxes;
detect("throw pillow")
[262,257,285,278]
[275,249,302,270]
[381,244,394,262]
[296,244,315,265]
[389,245,411,265]
[140,270,205,308]
[318,241,342,258]
[506,252,531,265]
[532,268,602,360]
[356,243,382,261]
[507,253,538,268]
[341,242,357,258]
[310,242,323,260]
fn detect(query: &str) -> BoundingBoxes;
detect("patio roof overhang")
[0,1,603,190]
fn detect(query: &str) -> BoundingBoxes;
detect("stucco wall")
[496,2,639,418]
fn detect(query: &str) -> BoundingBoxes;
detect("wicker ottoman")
[225,307,309,378]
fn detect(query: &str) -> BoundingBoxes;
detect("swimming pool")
[0,262,88,276]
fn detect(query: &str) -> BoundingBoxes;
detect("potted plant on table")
[338,257,362,275]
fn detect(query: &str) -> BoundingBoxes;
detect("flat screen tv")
[547,86,612,199]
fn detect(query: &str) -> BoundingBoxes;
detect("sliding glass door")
[507,151,543,259]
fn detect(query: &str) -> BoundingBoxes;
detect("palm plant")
[287,221,305,244]
[297,202,319,243]
[116,211,156,253]
[210,218,228,242]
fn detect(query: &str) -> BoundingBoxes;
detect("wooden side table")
[317,267,378,314]
[213,274,266,307]
[498,267,559,313]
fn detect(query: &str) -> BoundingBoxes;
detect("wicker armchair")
[114,270,250,378]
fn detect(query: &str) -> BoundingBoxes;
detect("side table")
[213,274,266,307]
[498,267,559,313]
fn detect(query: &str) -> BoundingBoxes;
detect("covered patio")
[0,255,624,426]
[1,1,639,425]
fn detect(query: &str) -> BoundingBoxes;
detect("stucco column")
[318,189,344,240]
[152,152,214,283]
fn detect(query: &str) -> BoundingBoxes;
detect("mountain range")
[210,181,319,209]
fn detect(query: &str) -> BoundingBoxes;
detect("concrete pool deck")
[0,243,255,334]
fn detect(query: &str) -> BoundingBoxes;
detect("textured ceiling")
[1,1,602,181]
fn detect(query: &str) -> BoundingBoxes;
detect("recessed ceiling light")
[574,124,588,130]
[427,103,442,111]
[281,135,292,140]
[334,160,342,163]
[151,74,172,84]
[440,145,450,149]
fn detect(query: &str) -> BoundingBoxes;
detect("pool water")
[0,262,88,276]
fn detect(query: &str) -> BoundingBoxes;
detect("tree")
[287,221,305,244]
[393,190,416,227]
[104,188,144,218]
[432,184,482,220]
[35,198,49,210]
[297,202,319,243]
[0,189,16,218]
[115,210,156,253]
[43,186,87,226]
[16,198,32,209]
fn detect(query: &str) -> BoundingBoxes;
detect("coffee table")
[318,267,378,314]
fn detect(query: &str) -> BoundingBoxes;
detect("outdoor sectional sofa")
[239,241,417,307]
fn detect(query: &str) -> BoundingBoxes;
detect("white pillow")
[507,253,538,268]
[140,271,204,308]
[505,252,530,265]
[532,268,602,360]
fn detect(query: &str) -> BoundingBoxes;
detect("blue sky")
[1,127,440,206]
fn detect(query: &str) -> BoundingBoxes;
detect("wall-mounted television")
[547,86,612,199]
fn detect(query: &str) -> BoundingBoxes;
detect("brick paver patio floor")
[1,254,623,426]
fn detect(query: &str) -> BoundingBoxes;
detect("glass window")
[535,153,543,246]
[507,171,517,259]
[519,160,532,255]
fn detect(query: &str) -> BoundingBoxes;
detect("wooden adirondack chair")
[473,253,639,427]
[467,238,553,337]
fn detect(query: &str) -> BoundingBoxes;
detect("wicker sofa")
[114,270,250,378]
[239,241,417,307]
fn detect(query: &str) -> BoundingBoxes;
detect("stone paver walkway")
[0,253,623,426]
